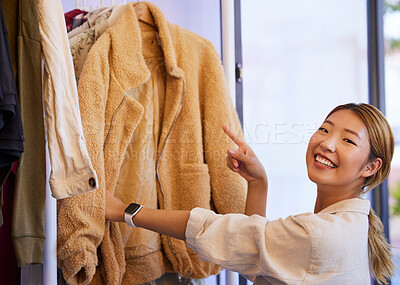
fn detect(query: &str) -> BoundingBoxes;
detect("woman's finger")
[226,156,239,172]
[228,149,252,165]
[227,150,239,168]
[222,125,245,146]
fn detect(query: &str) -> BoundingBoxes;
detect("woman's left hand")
[105,190,127,223]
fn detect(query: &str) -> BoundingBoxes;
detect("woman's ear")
[361,158,382,178]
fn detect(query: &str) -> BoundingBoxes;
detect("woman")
[106,103,395,284]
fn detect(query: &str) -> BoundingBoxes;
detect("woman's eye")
[344,138,356,145]
[318,127,328,133]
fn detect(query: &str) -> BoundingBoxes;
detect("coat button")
[88,177,96,187]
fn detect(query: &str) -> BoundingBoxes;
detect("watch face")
[125,203,142,215]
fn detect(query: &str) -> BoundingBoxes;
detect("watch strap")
[124,204,143,228]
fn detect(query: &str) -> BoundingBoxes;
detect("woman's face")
[306,109,373,191]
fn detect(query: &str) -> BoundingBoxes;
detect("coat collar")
[107,2,186,158]
[107,1,185,91]
[319,198,370,215]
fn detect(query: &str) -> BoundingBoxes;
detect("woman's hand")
[105,190,127,223]
[223,125,267,183]
[223,126,268,216]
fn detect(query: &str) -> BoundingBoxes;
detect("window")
[241,0,369,220]
[61,0,221,53]
[383,1,400,283]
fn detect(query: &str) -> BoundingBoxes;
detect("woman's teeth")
[315,155,337,168]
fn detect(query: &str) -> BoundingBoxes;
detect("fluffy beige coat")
[57,2,246,284]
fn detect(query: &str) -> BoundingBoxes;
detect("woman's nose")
[320,137,336,152]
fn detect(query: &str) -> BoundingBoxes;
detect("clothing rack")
[75,0,131,11]
[42,1,238,284]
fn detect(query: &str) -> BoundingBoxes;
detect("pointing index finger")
[222,125,243,146]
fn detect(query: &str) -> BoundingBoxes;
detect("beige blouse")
[186,198,371,285]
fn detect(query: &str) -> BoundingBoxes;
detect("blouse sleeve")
[185,208,312,281]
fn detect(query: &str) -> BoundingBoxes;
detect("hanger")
[134,1,156,27]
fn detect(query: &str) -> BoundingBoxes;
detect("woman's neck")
[314,195,340,213]
[314,185,361,213]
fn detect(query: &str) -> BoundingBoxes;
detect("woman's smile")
[314,153,337,169]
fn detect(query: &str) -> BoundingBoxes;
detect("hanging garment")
[70,11,111,82]
[0,163,20,285]
[69,4,128,83]
[0,1,23,169]
[57,2,246,284]
[71,13,87,31]
[67,7,109,39]
[0,164,11,225]
[64,9,88,32]
[37,0,98,199]
[1,0,96,267]
[0,0,23,230]
[0,0,44,266]
[115,24,204,285]
[116,24,167,284]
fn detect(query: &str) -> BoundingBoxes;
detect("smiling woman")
[306,108,382,208]
[324,104,394,193]
[308,103,395,283]
[106,103,395,284]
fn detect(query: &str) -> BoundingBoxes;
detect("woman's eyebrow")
[344,128,360,139]
[323,120,360,139]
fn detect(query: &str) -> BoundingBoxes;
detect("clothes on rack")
[70,11,111,82]
[0,162,20,285]
[0,0,23,174]
[0,0,44,266]
[0,164,11,225]
[0,0,100,267]
[67,7,109,39]
[64,9,88,32]
[0,0,23,231]
[69,4,127,82]
[57,2,246,284]
[37,0,98,199]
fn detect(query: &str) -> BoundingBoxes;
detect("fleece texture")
[57,2,246,284]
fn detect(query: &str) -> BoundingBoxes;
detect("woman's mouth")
[314,154,337,169]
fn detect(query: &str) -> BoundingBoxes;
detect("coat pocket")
[177,164,212,210]
[162,164,220,278]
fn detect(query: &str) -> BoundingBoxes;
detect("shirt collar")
[319,198,370,215]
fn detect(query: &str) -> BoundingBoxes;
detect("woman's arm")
[105,190,190,240]
[223,126,268,217]
[105,126,268,237]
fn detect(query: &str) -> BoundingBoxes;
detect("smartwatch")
[124,203,143,228]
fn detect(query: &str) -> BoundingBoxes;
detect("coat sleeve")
[185,208,312,281]
[37,0,98,199]
[201,46,247,214]
[56,33,111,285]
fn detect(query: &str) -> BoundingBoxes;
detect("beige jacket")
[186,198,371,284]
[57,2,246,284]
